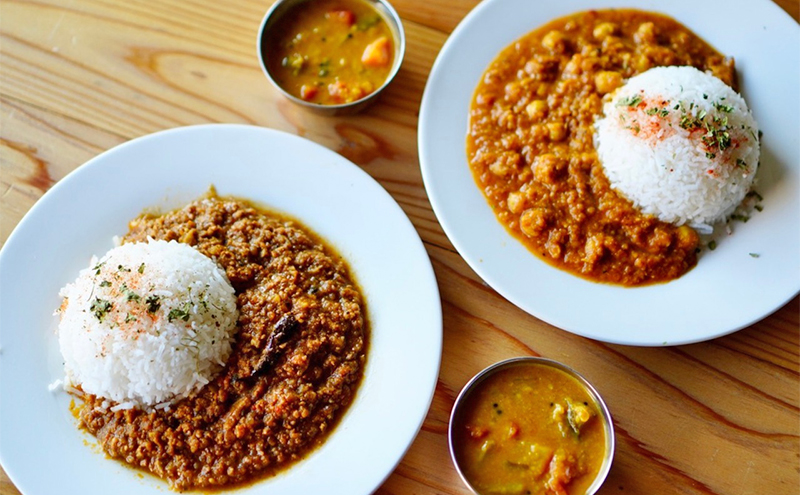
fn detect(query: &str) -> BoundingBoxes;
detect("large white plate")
[419,0,799,345]
[0,124,442,494]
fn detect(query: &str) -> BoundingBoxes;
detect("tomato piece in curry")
[264,0,395,105]
[452,363,607,495]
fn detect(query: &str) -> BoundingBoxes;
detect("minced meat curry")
[77,193,368,490]
[467,9,736,285]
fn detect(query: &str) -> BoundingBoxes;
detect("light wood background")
[1,1,798,494]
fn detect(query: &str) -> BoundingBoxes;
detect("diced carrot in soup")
[325,9,355,26]
[300,84,318,101]
[361,36,391,67]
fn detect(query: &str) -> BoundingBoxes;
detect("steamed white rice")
[57,239,238,410]
[595,66,760,232]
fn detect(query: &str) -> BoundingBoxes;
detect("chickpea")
[525,100,548,120]
[541,30,568,53]
[475,92,495,106]
[644,45,678,67]
[584,235,605,265]
[675,225,699,250]
[520,208,548,237]
[489,151,521,177]
[594,71,623,94]
[500,132,521,151]
[532,153,565,184]
[563,54,583,76]
[647,227,672,252]
[506,191,526,214]
[592,22,617,40]
[633,54,651,72]
[536,84,549,97]
[579,93,602,114]
[504,81,522,100]
[545,234,563,258]
[634,22,657,44]
[546,122,567,142]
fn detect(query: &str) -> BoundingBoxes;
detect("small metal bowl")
[448,357,615,495]
[256,0,405,115]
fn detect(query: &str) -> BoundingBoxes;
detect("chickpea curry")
[452,363,608,495]
[467,10,736,285]
[264,0,395,105]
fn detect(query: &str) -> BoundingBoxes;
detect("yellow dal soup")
[264,0,395,105]
[452,363,608,495]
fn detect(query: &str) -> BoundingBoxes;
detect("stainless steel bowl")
[448,357,615,495]
[256,0,405,115]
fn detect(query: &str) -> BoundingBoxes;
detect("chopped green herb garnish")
[138,263,145,274]
[168,303,192,322]
[749,253,760,258]
[714,102,734,113]
[747,190,764,201]
[754,204,764,212]
[125,313,137,323]
[99,280,111,287]
[93,261,105,275]
[90,298,113,321]
[624,122,641,133]
[120,283,141,302]
[730,214,750,223]
[708,240,717,251]
[117,264,131,272]
[145,295,161,313]
[616,94,642,107]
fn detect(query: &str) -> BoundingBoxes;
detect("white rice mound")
[595,66,760,232]
[57,239,238,410]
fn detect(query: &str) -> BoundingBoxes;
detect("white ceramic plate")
[0,124,442,494]
[419,0,799,346]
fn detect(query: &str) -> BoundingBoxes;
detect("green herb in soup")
[265,0,395,105]
[453,364,607,495]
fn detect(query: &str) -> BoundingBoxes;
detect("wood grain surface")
[1,1,798,494]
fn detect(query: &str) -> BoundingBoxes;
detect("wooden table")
[1,1,798,494]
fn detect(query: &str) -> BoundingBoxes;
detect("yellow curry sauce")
[264,0,395,104]
[467,10,736,285]
[453,364,607,495]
